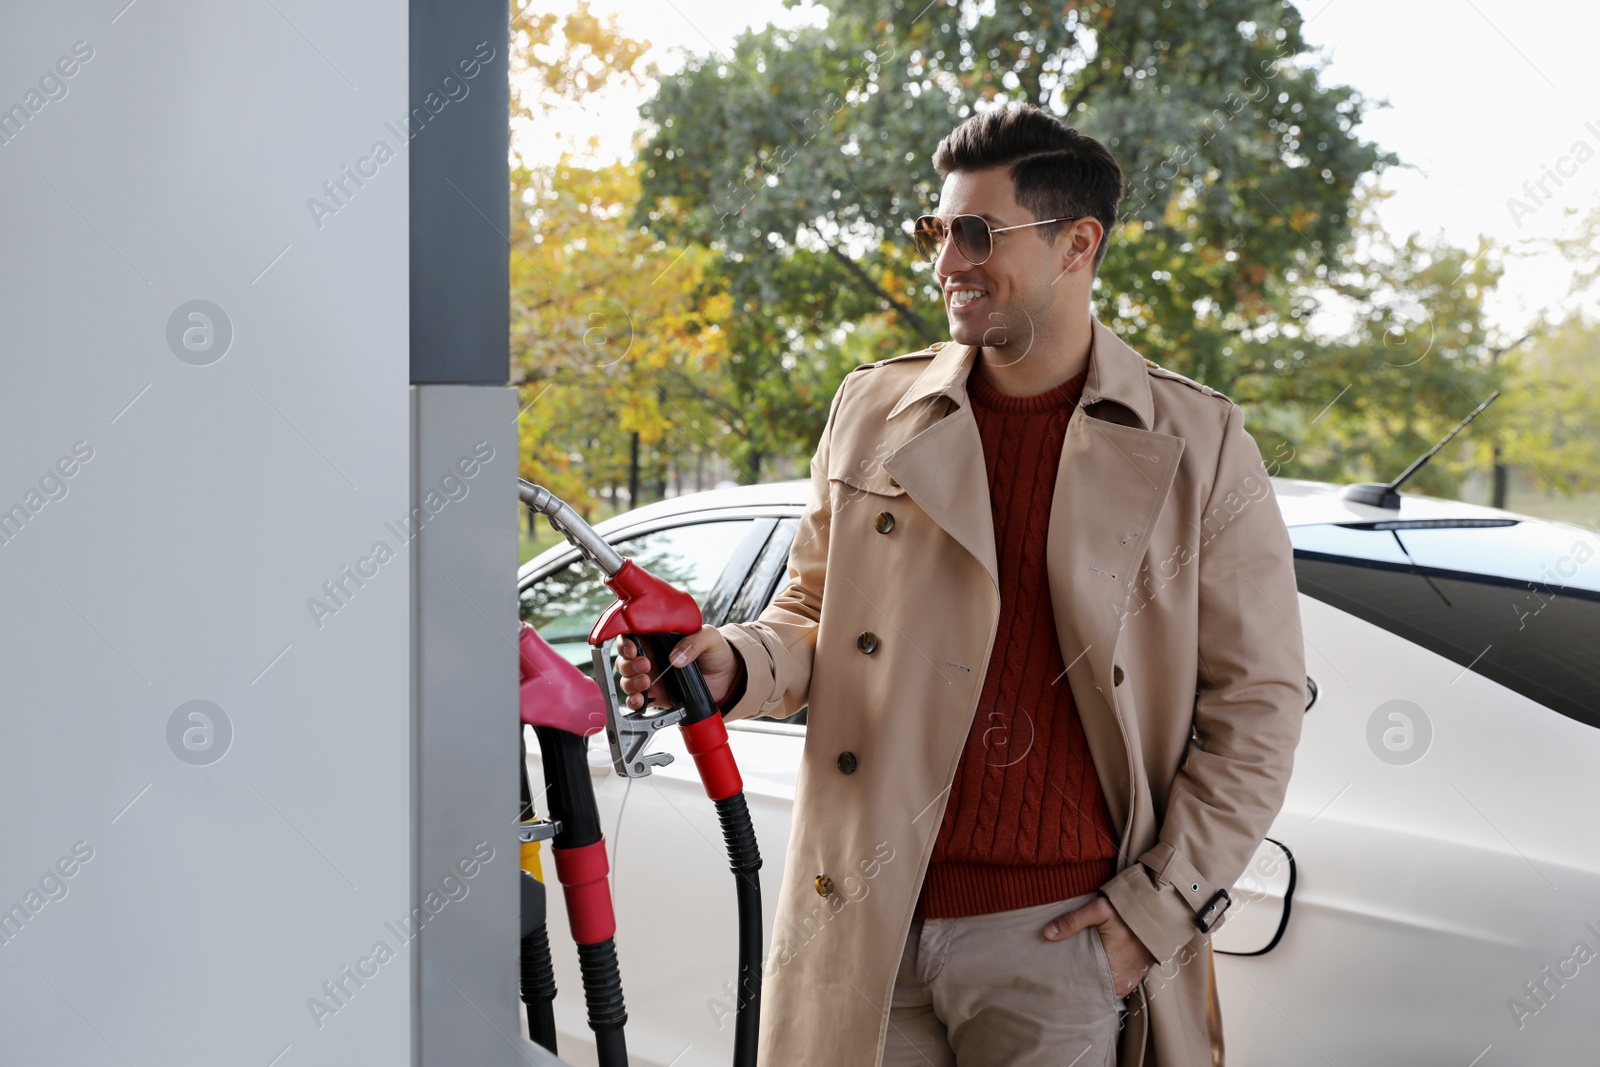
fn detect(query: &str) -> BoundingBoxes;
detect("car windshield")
[1290,519,1600,728]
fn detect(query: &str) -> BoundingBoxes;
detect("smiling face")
[932,166,1100,357]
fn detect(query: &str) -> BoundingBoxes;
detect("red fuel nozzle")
[588,558,743,799]
[588,559,704,645]
[519,623,608,737]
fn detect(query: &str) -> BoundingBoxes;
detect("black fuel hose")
[637,632,765,1067]
[537,724,629,1067]
[715,793,763,1066]
[519,745,559,1054]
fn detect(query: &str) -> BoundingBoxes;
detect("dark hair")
[932,105,1124,274]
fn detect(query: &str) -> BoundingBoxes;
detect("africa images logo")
[306,842,494,1030]
[304,41,495,230]
[305,441,494,630]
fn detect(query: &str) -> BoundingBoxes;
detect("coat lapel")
[1050,322,1186,837]
[881,343,999,591]
[1048,417,1184,835]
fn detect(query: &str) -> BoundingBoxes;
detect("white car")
[518,478,1600,1066]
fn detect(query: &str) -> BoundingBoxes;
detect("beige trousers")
[880,890,1124,1067]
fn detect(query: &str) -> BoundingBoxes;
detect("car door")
[519,511,805,1067]
[1211,517,1600,1065]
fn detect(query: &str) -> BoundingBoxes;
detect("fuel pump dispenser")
[515,480,764,1067]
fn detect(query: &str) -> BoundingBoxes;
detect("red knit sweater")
[914,359,1121,920]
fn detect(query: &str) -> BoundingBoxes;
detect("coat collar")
[886,315,1154,429]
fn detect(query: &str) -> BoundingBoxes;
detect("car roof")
[1268,478,1543,526]
[600,479,812,524]
[581,477,1535,528]
[520,481,811,577]
[520,477,1564,578]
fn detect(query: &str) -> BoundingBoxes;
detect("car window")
[520,519,760,668]
[726,518,799,627]
[724,518,808,727]
[1291,520,1600,729]
[701,518,779,627]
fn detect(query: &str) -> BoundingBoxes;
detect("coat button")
[888,476,900,488]
[815,874,834,897]
[837,751,858,774]
[1113,664,1125,686]
[856,631,879,654]
[874,511,895,534]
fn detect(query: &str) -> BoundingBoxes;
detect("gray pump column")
[0,0,559,1063]
[407,2,539,1062]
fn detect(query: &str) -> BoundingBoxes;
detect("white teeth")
[949,290,987,306]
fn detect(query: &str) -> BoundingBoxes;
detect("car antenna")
[1341,390,1501,510]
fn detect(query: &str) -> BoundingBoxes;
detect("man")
[616,104,1306,1066]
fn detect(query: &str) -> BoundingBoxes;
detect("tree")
[1209,182,1505,499]
[1486,198,1600,503]
[512,158,733,514]
[510,3,740,511]
[510,0,648,125]
[1547,201,1600,310]
[634,0,1395,456]
[1499,312,1600,499]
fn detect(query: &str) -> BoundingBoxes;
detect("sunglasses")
[911,213,1085,266]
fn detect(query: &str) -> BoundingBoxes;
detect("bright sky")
[522,0,1600,336]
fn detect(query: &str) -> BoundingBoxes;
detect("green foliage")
[512,158,735,512]
[510,5,742,509]
[514,0,1560,506]
[1238,200,1505,497]
[1501,312,1600,496]
[511,0,649,117]
[633,0,1403,459]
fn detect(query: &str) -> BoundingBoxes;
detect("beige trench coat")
[717,315,1307,1066]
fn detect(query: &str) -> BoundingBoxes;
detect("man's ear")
[1059,218,1101,276]
[1058,248,1091,278]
